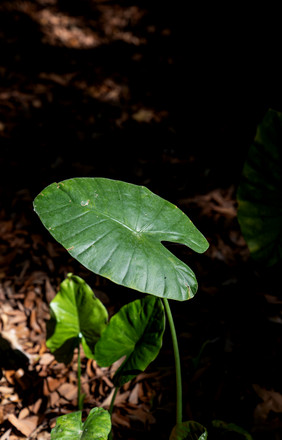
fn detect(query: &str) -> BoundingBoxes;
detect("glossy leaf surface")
[47,274,108,363]
[95,295,165,386]
[237,109,282,266]
[34,178,209,301]
[169,420,208,440]
[51,407,111,439]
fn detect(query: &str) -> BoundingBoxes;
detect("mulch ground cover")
[0,1,282,439]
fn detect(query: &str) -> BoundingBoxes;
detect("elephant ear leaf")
[95,295,165,386]
[169,420,208,440]
[237,109,282,267]
[51,407,111,440]
[33,178,209,301]
[46,274,108,364]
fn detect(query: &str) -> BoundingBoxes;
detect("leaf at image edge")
[212,420,253,439]
[51,408,111,440]
[237,108,282,267]
[83,407,111,439]
[169,420,208,440]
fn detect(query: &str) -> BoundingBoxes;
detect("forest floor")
[0,1,281,439]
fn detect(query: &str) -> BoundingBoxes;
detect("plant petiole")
[163,298,182,426]
[108,387,119,440]
[77,336,83,411]
[109,387,119,416]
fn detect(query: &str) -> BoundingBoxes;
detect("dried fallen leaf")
[39,353,54,366]
[100,388,116,408]
[115,391,130,407]
[126,403,156,424]
[30,309,42,334]
[0,385,14,394]
[24,290,36,309]
[45,279,56,303]
[57,382,77,401]
[30,398,43,415]
[49,391,60,407]
[112,410,131,428]
[0,406,4,424]
[7,414,38,437]
[46,376,63,392]
[128,383,140,405]
[14,368,31,390]
[18,407,30,419]
[0,428,12,440]
[36,430,51,440]
[132,108,155,123]
[253,384,282,421]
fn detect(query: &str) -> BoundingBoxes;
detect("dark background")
[0,1,282,439]
[1,1,281,202]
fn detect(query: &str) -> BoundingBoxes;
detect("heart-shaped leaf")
[95,295,165,386]
[47,274,108,363]
[169,421,208,440]
[34,178,209,301]
[237,109,282,266]
[51,407,111,439]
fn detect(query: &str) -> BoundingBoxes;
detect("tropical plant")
[237,108,282,267]
[34,177,209,439]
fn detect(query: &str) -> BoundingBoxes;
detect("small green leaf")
[34,178,209,301]
[51,412,82,439]
[169,420,208,440]
[46,274,108,363]
[51,407,111,440]
[82,407,111,439]
[212,420,253,439]
[237,109,282,266]
[95,295,165,386]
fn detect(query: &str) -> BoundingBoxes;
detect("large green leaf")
[34,178,208,301]
[51,407,111,439]
[237,109,282,266]
[169,420,208,440]
[95,295,165,386]
[47,274,108,363]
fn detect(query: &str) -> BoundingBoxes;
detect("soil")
[0,1,281,439]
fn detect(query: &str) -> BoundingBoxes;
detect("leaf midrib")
[59,185,139,234]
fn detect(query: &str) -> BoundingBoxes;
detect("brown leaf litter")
[0,208,163,438]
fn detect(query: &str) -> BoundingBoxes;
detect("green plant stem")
[108,387,119,440]
[77,342,82,411]
[109,387,119,416]
[163,298,182,425]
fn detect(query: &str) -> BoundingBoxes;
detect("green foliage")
[51,407,111,439]
[169,420,208,440]
[34,178,209,301]
[212,420,253,439]
[34,178,210,437]
[46,274,108,363]
[237,109,282,266]
[95,295,165,386]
